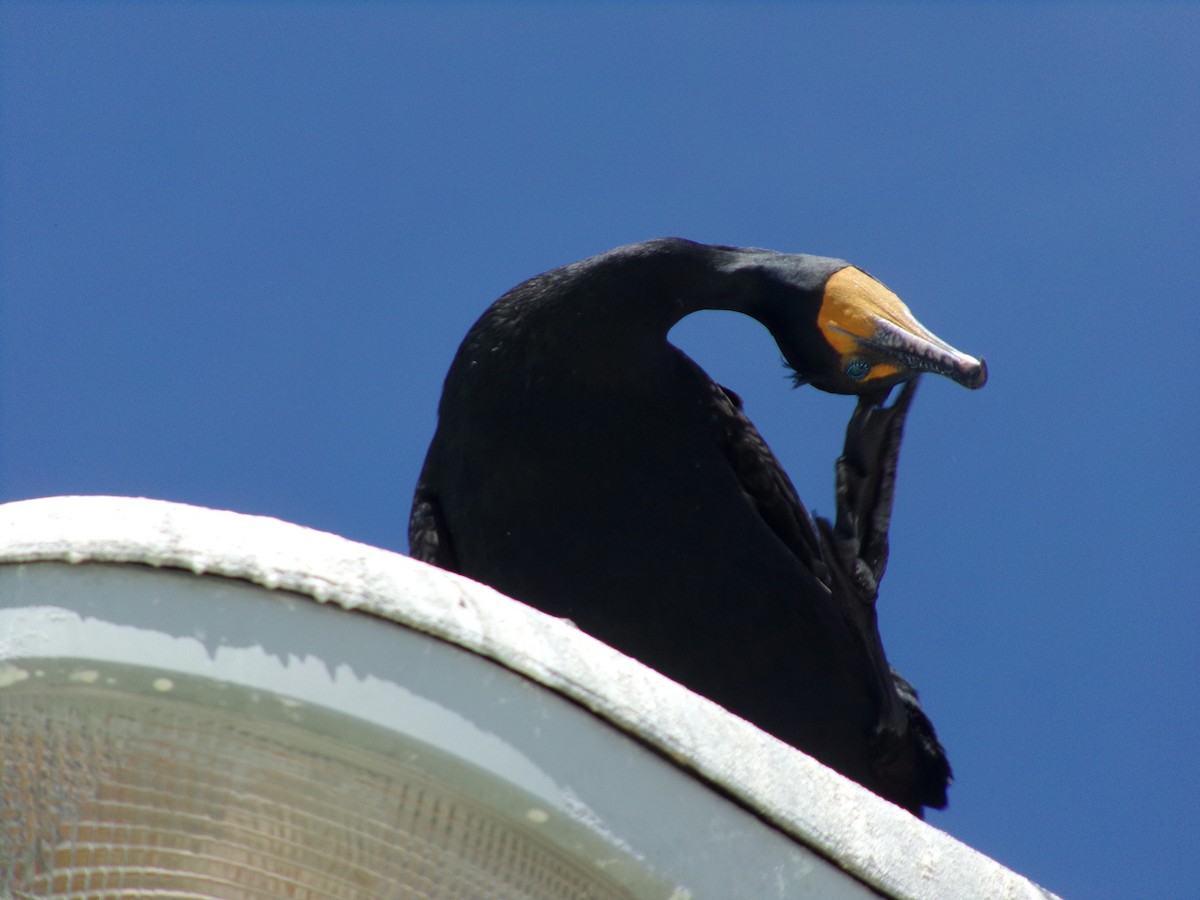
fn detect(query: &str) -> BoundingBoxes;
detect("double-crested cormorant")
[409,238,986,815]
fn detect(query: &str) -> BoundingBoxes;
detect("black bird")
[409,238,986,815]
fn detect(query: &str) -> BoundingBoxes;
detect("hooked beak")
[858,311,988,389]
[817,267,987,392]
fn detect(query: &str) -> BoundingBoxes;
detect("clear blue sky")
[3,4,1197,897]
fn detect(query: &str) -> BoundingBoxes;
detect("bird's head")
[734,252,988,396]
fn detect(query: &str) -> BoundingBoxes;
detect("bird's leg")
[823,375,919,599]
[815,377,921,762]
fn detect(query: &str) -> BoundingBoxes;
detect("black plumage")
[410,238,985,815]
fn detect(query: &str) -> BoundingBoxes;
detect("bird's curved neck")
[457,239,838,398]
[551,239,776,340]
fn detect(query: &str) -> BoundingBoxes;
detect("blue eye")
[845,360,870,380]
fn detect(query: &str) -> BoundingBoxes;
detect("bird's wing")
[701,365,950,811]
[697,370,828,583]
[409,474,459,571]
[888,668,952,810]
[697,361,902,698]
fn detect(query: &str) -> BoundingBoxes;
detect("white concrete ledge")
[0,495,1056,900]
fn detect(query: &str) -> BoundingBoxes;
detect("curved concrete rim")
[0,495,1056,900]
